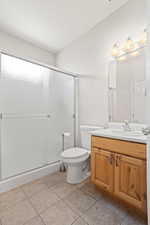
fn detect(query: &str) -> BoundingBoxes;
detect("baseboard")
[0,161,60,193]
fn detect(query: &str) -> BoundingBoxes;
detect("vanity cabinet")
[114,154,146,211]
[91,148,114,193]
[91,136,147,214]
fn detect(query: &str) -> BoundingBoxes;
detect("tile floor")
[0,172,147,225]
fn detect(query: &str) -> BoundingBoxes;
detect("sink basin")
[111,130,143,137]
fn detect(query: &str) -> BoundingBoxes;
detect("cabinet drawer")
[92,136,146,160]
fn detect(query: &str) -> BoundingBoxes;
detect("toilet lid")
[62,148,88,159]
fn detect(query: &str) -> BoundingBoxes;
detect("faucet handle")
[124,120,129,125]
[103,123,109,129]
[142,127,150,135]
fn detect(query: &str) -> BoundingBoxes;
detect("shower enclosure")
[0,53,76,180]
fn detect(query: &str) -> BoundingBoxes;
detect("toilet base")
[66,164,90,184]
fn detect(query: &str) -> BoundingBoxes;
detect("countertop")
[90,129,147,144]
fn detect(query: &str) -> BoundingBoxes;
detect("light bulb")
[112,43,120,57]
[118,55,127,61]
[124,37,135,52]
[140,28,147,45]
[131,51,139,57]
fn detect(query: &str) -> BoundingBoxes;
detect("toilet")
[61,126,100,184]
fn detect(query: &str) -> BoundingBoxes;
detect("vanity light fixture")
[130,50,140,57]
[118,55,127,61]
[111,43,120,57]
[111,28,147,59]
[140,28,147,46]
[124,37,135,53]
[130,42,139,57]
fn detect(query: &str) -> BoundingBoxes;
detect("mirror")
[108,48,146,123]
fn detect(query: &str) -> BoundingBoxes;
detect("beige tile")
[79,181,103,200]
[72,217,88,225]
[30,188,59,213]
[24,216,45,225]
[64,189,96,215]
[76,177,91,189]
[41,172,66,188]
[97,195,128,219]
[51,182,78,198]
[40,200,78,225]
[82,200,125,225]
[0,187,26,212]
[21,179,47,197]
[121,214,147,225]
[0,200,37,225]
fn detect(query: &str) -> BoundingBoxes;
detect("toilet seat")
[62,147,88,159]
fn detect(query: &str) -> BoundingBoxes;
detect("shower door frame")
[0,51,79,180]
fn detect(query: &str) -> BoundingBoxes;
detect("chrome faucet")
[142,127,150,135]
[103,123,109,129]
[122,120,131,131]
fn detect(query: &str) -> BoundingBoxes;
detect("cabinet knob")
[108,154,114,165]
[116,155,121,167]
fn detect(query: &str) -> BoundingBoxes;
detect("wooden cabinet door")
[91,148,114,193]
[114,154,147,212]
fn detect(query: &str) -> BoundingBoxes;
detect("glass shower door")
[0,54,51,179]
[46,71,75,164]
[0,53,75,179]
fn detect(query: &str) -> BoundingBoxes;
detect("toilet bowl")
[61,147,90,184]
[61,126,101,184]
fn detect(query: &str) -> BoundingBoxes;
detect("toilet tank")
[80,125,101,150]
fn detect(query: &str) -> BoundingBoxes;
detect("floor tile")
[0,187,26,212]
[0,172,146,225]
[41,172,66,188]
[51,181,78,198]
[72,217,88,225]
[0,200,37,225]
[64,189,96,215]
[79,181,103,200]
[21,179,47,197]
[30,188,60,213]
[40,200,78,225]
[24,216,45,225]
[121,214,147,225]
[82,200,126,225]
[97,195,128,219]
[76,177,91,189]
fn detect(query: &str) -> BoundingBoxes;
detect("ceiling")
[0,0,128,53]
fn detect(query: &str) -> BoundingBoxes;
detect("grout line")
[20,184,48,198]
[0,188,28,216]
[70,216,90,225]
[21,188,47,225]
[22,186,80,225]
[0,178,95,223]
[22,215,41,225]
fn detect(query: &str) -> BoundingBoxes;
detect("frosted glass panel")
[0,54,75,179]
[1,54,49,84]
[47,72,75,163]
[0,54,51,114]
[1,117,48,179]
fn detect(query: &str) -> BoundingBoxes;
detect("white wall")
[0,31,56,65]
[146,0,150,223]
[57,0,147,126]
